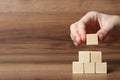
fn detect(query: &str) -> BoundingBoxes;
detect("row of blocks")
[79,51,101,63]
[73,62,107,73]
[72,51,107,74]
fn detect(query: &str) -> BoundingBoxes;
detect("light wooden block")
[84,63,95,73]
[79,51,90,63]
[86,34,98,45]
[96,62,107,73]
[72,62,84,74]
[91,51,102,62]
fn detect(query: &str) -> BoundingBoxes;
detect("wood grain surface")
[0,0,119,80]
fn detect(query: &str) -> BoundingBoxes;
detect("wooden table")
[0,0,119,80]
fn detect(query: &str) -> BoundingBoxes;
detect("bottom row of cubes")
[73,62,107,74]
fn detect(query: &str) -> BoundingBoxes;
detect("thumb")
[97,28,108,41]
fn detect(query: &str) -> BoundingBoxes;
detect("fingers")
[70,21,87,46]
[77,22,86,41]
[70,13,91,46]
[70,23,82,46]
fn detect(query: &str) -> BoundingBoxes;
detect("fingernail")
[81,35,86,41]
[74,41,78,46]
[75,37,80,43]
[99,34,104,41]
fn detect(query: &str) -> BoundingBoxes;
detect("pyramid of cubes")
[72,34,107,74]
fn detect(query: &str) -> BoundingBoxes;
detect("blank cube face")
[91,51,102,62]
[72,62,84,74]
[86,34,98,45]
[96,62,107,73]
[84,63,95,73]
[79,51,90,63]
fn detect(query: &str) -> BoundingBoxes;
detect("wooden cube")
[72,62,84,74]
[86,34,98,45]
[79,51,90,63]
[91,51,102,62]
[84,63,95,73]
[96,62,107,73]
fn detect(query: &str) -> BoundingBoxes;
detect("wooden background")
[0,0,119,80]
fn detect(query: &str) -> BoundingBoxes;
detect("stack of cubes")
[72,34,107,74]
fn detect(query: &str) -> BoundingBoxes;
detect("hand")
[70,11,120,46]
